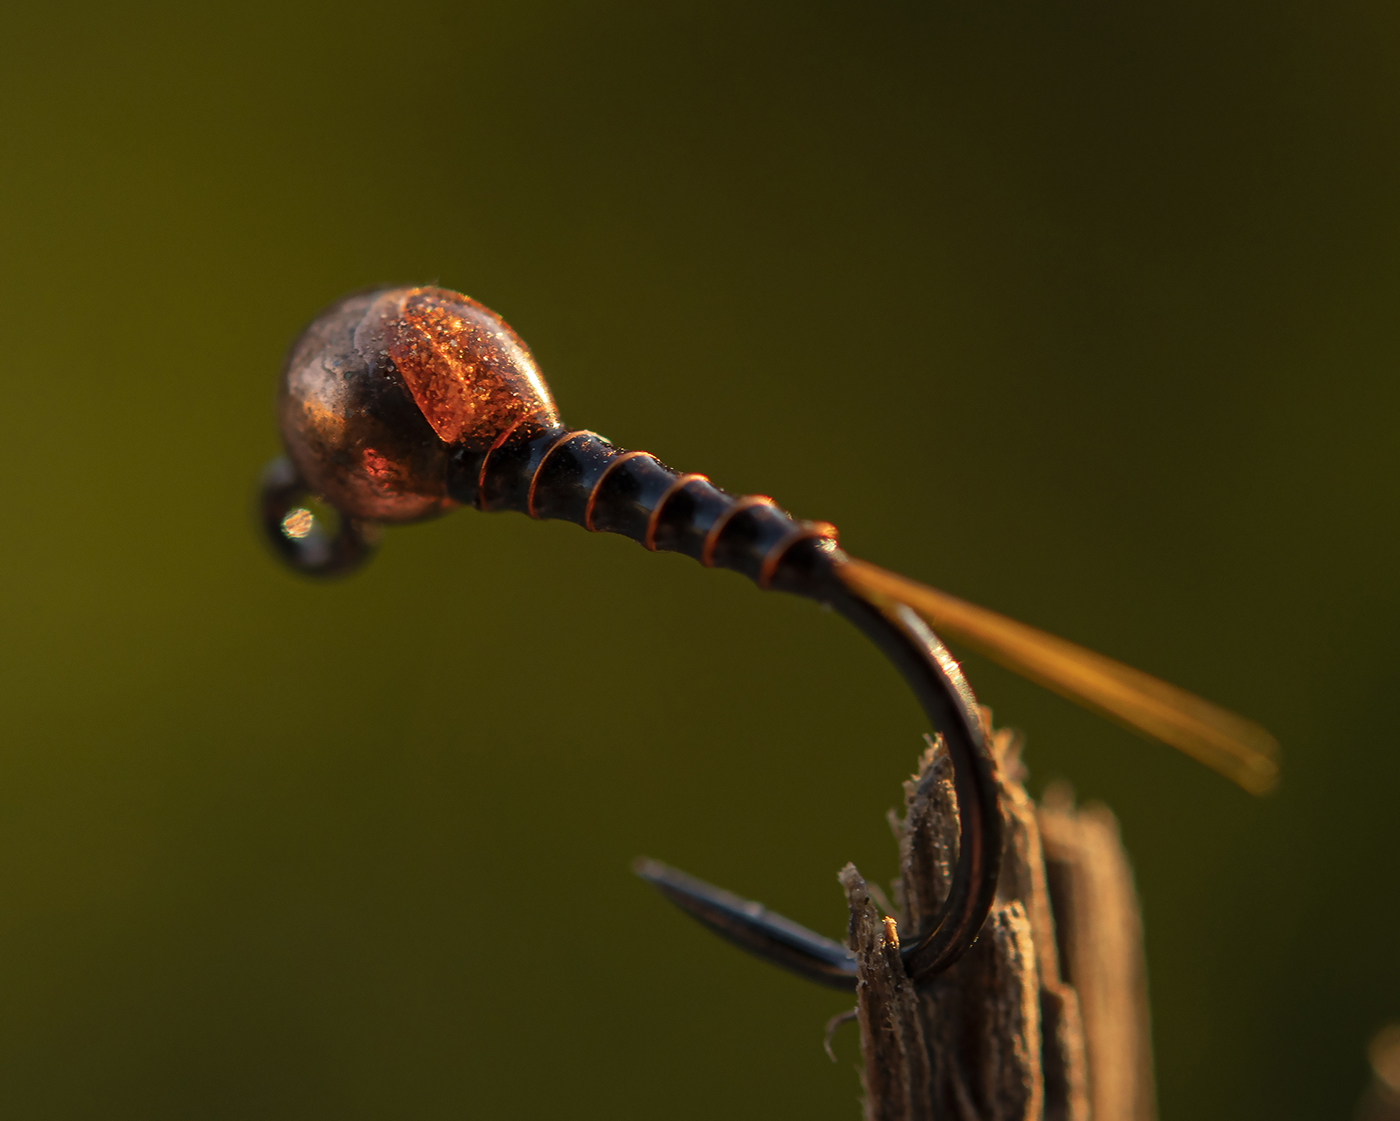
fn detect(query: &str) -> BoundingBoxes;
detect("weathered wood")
[1039,784,1155,1121]
[1357,1025,1400,1121]
[840,714,1154,1120]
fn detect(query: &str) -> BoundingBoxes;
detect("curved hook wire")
[636,567,1002,990]
[254,455,1004,987]
[826,575,1002,981]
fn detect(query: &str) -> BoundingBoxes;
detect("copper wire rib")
[757,521,840,589]
[700,496,778,568]
[584,450,657,531]
[644,473,709,551]
[838,559,1280,794]
[474,414,532,509]
[526,429,596,518]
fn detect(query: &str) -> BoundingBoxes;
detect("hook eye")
[257,457,381,577]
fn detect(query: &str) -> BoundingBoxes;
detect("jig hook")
[259,286,1277,989]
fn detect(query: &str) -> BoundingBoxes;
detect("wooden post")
[1357,1026,1400,1121]
[839,715,1155,1121]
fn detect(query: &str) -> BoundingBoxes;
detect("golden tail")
[839,559,1279,795]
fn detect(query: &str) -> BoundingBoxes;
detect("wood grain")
[841,717,1153,1120]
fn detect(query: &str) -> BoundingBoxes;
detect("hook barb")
[633,858,858,991]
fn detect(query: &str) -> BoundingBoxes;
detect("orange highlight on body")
[388,289,559,449]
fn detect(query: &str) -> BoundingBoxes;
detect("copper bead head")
[279,287,560,522]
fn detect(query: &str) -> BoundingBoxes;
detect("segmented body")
[453,422,841,592]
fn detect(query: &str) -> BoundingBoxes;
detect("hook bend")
[637,559,1003,988]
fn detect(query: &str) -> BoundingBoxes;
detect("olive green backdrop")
[0,2,1395,1117]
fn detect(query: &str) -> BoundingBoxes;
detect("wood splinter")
[840,716,1155,1121]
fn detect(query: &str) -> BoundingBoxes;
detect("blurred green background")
[0,1,1395,1117]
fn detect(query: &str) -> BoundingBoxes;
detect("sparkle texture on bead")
[279,286,559,523]
[388,288,558,447]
